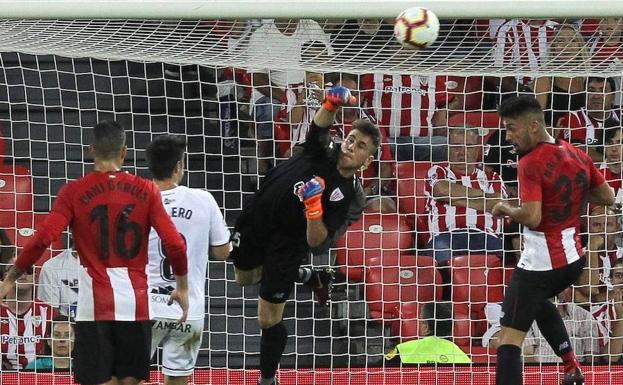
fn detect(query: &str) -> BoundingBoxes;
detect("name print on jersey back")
[170,207,193,220]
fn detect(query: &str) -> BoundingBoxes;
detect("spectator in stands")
[327,19,396,61]
[483,288,601,363]
[246,19,332,174]
[534,24,588,128]
[385,302,471,364]
[603,259,623,363]
[484,19,557,87]
[0,254,53,370]
[575,206,623,362]
[591,18,623,67]
[25,315,74,371]
[484,120,519,197]
[37,245,82,318]
[601,125,623,204]
[360,73,461,162]
[557,77,620,162]
[424,122,506,266]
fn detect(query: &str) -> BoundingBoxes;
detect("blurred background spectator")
[25,315,73,371]
[37,245,82,318]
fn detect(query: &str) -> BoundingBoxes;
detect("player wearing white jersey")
[146,135,231,385]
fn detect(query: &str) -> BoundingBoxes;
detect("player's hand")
[296,176,326,220]
[168,288,189,324]
[491,201,509,218]
[322,86,357,112]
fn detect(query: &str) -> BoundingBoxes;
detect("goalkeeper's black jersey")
[239,121,364,254]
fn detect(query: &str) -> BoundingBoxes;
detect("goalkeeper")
[231,86,380,385]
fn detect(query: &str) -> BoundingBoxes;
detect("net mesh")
[0,18,621,76]
[0,16,622,385]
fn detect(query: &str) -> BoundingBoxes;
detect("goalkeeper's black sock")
[259,322,288,382]
[496,344,522,385]
[297,267,313,283]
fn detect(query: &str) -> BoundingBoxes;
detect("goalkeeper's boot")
[305,267,335,307]
[561,368,584,385]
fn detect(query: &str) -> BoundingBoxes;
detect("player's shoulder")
[185,187,221,210]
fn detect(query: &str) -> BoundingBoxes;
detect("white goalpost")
[0,1,622,385]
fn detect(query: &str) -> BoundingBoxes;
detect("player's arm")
[305,86,357,155]
[589,182,616,206]
[0,188,73,301]
[492,157,543,228]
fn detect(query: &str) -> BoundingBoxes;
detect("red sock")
[561,351,580,373]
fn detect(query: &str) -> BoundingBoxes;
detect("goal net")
[0,11,622,385]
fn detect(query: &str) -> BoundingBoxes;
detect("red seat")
[0,164,34,228]
[394,161,431,218]
[365,254,441,322]
[334,213,413,282]
[389,301,421,341]
[4,212,64,267]
[451,254,505,345]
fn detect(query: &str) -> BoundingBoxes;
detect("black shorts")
[231,224,305,304]
[501,257,585,332]
[74,321,152,384]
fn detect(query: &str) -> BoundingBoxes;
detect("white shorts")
[151,318,204,377]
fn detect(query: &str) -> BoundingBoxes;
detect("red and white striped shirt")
[486,19,556,84]
[360,74,449,138]
[518,141,605,271]
[0,302,53,369]
[425,164,506,236]
[597,248,622,293]
[558,108,620,146]
[599,163,623,204]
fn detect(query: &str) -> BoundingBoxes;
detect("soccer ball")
[394,7,440,49]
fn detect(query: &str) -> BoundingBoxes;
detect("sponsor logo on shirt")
[164,197,176,205]
[329,188,344,202]
[1,335,42,344]
[383,85,426,95]
[154,320,193,333]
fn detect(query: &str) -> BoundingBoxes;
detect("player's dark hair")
[352,119,381,154]
[497,95,544,122]
[53,314,72,324]
[92,120,126,160]
[587,76,616,93]
[422,302,453,339]
[604,123,622,145]
[146,134,187,180]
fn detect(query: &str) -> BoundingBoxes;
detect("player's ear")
[119,145,128,160]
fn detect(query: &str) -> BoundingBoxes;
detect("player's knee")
[258,314,282,329]
[234,267,261,286]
